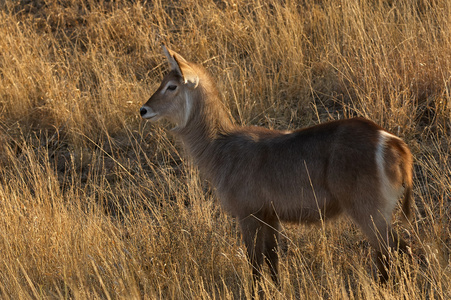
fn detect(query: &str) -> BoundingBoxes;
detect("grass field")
[0,0,450,298]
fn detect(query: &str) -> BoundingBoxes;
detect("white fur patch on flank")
[376,130,400,220]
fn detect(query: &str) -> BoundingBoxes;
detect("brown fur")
[140,45,414,286]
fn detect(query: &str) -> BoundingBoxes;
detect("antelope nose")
[140,107,147,117]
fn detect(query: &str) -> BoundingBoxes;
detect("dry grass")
[0,0,449,298]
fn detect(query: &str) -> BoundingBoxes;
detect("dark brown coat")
[140,45,413,286]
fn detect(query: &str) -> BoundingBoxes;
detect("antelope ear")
[173,56,199,89]
[162,44,199,89]
[162,44,180,72]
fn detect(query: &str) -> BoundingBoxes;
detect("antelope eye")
[167,85,177,91]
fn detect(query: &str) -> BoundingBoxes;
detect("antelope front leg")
[239,216,265,286]
[263,219,280,287]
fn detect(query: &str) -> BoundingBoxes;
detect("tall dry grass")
[0,0,449,298]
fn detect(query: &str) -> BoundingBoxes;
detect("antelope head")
[140,45,199,128]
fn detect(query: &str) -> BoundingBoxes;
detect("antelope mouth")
[140,106,159,120]
[142,113,158,120]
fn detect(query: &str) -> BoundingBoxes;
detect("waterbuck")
[139,45,413,286]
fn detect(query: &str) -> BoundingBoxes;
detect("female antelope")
[140,45,413,286]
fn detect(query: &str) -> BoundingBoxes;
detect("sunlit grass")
[0,0,449,298]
